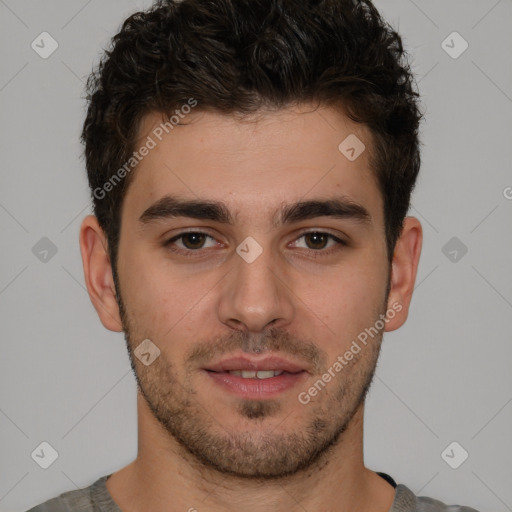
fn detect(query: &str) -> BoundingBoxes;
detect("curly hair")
[81,0,422,274]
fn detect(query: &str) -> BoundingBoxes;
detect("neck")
[106,392,395,512]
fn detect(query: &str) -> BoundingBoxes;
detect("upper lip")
[204,355,307,373]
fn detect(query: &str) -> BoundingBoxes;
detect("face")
[114,105,391,478]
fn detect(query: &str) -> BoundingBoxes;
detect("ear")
[384,216,423,332]
[79,215,123,332]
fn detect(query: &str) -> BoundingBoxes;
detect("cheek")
[118,246,168,323]
[118,247,214,337]
[303,264,387,345]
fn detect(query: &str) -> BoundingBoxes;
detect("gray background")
[1,1,511,511]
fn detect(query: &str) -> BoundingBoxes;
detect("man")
[27,0,480,510]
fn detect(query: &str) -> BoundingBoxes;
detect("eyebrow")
[138,194,371,227]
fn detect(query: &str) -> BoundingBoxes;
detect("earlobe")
[79,215,123,332]
[384,216,423,332]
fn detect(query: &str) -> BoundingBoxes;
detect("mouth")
[215,369,291,379]
[202,355,309,399]
[204,354,308,374]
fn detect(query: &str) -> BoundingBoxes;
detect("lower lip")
[204,370,308,399]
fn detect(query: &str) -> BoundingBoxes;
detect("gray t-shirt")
[25,473,480,512]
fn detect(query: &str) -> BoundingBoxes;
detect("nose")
[217,243,295,333]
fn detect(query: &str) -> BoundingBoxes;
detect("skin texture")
[80,104,422,512]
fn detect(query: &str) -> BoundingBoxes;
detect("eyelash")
[163,230,347,259]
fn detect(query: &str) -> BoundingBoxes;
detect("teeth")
[227,370,284,379]
[256,370,277,379]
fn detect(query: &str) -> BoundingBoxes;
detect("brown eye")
[164,231,218,255]
[180,232,208,249]
[303,232,329,250]
[291,231,346,255]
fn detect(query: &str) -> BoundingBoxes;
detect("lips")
[202,355,309,398]
[203,355,307,374]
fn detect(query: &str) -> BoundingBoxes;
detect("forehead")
[123,104,383,227]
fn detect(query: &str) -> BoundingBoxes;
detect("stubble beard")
[115,278,387,479]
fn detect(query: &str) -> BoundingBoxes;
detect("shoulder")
[24,475,112,512]
[25,489,91,512]
[393,483,482,512]
[416,495,481,512]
